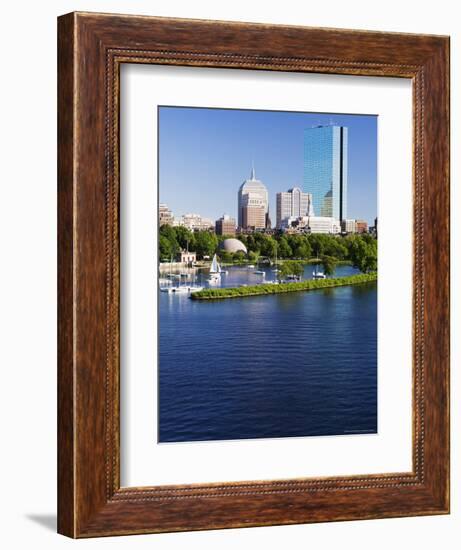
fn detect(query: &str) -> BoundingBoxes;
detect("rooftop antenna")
[251,160,256,180]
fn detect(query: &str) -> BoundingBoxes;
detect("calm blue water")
[158,264,377,443]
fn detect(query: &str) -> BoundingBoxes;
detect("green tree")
[277,236,292,259]
[174,226,195,252]
[194,231,218,259]
[238,234,248,249]
[287,235,312,259]
[218,250,234,263]
[279,260,304,280]
[159,225,179,260]
[159,235,175,261]
[159,223,177,242]
[324,237,348,260]
[308,234,326,258]
[233,250,246,264]
[349,236,377,273]
[245,234,260,254]
[259,236,277,258]
[248,250,260,264]
[361,233,375,245]
[321,255,337,276]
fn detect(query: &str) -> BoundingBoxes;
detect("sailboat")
[207,254,222,285]
[160,254,203,294]
[160,283,204,294]
[161,270,204,294]
[160,255,175,291]
[313,264,326,279]
[271,246,279,273]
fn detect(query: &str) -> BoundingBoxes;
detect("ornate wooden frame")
[57,12,450,538]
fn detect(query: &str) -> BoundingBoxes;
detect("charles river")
[159,264,377,443]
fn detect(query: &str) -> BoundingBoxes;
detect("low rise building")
[215,214,236,236]
[282,216,340,235]
[179,213,214,231]
[355,220,368,234]
[177,250,196,265]
[159,203,174,226]
[341,219,357,234]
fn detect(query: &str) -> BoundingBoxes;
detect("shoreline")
[160,259,354,268]
[190,272,377,301]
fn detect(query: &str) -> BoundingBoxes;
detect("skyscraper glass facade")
[303,125,348,221]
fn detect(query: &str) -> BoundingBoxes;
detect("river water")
[158,264,377,442]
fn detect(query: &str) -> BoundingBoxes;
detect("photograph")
[157,106,378,443]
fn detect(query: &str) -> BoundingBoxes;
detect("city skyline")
[159,106,377,225]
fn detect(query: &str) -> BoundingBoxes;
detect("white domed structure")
[220,238,247,255]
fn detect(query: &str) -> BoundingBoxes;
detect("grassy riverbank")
[191,272,377,300]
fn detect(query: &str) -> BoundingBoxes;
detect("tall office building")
[304,125,348,221]
[237,166,269,230]
[276,187,313,228]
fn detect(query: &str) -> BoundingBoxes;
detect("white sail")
[210,253,221,273]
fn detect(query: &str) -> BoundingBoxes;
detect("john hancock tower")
[304,125,348,222]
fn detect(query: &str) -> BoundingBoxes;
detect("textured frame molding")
[58,12,450,537]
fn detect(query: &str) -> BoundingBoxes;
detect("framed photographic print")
[58,12,450,537]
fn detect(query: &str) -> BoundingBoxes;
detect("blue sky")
[158,106,377,225]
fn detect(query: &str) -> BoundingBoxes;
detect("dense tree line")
[159,225,220,260]
[159,225,377,273]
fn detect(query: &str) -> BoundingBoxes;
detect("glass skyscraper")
[303,125,348,221]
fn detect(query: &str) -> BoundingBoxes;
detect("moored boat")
[207,274,220,286]
[207,254,222,284]
[313,265,326,279]
[286,274,301,281]
[160,285,204,294]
